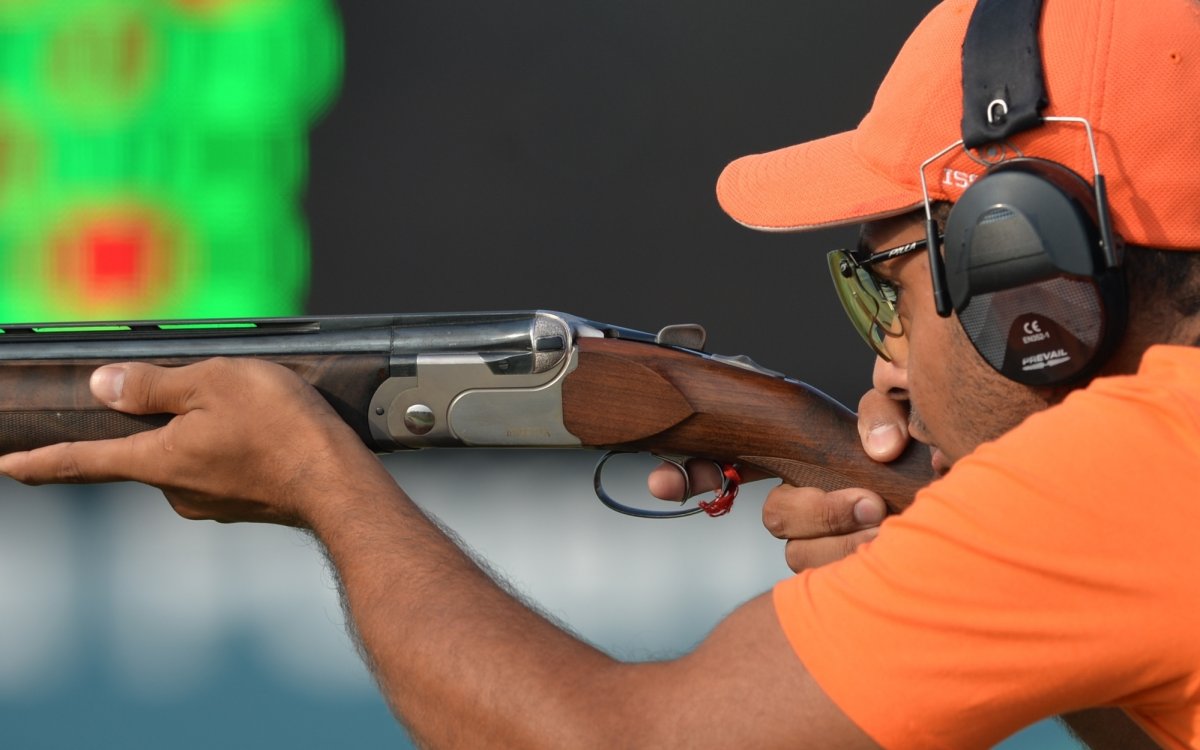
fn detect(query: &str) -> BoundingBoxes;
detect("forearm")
[1060,708,1162,750]
[306,468,869,749]
[309,473,626,748]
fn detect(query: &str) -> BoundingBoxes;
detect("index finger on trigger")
[648,460,722,501]
[648,460,771,501]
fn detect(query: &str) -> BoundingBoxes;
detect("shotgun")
[0,311,931,516]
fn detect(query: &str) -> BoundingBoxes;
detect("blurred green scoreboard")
[0,0,342,320]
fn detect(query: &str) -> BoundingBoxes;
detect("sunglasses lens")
[827,251,904,360]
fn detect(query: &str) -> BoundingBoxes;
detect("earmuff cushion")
[944,159,1127,386]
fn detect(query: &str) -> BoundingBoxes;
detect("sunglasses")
[826,236,934,361]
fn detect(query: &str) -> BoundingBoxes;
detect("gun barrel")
[0,311,579,360]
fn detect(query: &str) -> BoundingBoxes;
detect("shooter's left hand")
[0,358,392,528]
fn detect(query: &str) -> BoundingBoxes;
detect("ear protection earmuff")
[923,0,1127,387]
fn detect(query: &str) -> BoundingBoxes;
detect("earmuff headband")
[960,0,1048,148]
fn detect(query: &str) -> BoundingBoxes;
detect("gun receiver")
[0,311,932,514]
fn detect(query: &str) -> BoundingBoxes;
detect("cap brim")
[716,129,924,233]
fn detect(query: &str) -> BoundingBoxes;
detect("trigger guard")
[592,451,708,519]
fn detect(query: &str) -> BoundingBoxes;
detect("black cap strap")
[961,0,1048,149]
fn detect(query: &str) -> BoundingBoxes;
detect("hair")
[1124,244,1200,321]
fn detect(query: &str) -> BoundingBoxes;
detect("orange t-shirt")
[774,345,1200,750]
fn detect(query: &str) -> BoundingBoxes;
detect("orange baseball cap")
[716,0,1200,250]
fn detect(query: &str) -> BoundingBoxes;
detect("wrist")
[302,465,407,534]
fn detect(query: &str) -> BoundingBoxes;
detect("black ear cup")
[942,158,1126,386]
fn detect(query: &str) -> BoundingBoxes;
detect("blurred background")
[0,1,1078,747]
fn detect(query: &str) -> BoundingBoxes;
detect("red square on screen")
[85,225,144,286]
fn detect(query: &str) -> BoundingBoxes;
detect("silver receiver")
[368,311,584,448]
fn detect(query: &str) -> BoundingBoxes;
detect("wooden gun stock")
[563,338,931,512]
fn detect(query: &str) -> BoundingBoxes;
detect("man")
[2,0,1198,747]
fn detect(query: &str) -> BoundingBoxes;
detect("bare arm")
[314,479,874,748]
[0,359,877,749]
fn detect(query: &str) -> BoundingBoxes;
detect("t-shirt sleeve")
[774,370,1200,749]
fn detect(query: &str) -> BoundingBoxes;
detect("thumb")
[91,362,197,415]
[856,388,910,462]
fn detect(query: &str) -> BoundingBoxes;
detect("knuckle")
[761,498,785,535]
[784,540,817,573]
[762,485,809,535]
[840,529,877,558]
[140,375,163,411]
[213,357,243,383]
[762,513,787,538]
[127,362,183,413]
[763,485,832,539]
[198,356,236,384]
[54,448,86,484]
[245,359,303,399]
[839,534,864,559]
[820,498,850,536]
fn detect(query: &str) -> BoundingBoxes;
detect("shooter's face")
[862,214,1058,469]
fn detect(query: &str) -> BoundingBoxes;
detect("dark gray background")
[304,0,938,407]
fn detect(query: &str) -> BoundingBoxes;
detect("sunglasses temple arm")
[926,216,953,317]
